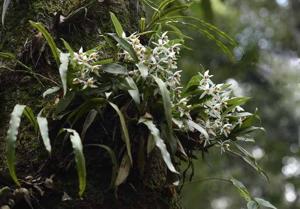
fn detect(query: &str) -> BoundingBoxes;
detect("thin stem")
[179,177,231,186]
[1,66,59,85]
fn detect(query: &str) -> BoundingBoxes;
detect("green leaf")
[0,51,15,59]
[64,129,86,197]
[37,117,51,154]
[61,38,74,58]
[81,109,98,140]
[148,3,189,30]
[103,63,128,75]
[23,107,38,133]
[152,75,176,153]
[0,52,32,70]
[152,0,175,20]
[6,104,26,186]
[68,98,106,125]
[230,178,252,202]
[109,102,133,164]
[1,0,11,26]
[92,58,114,66]
[108,33,139,62]
[115,152,131,186]
[59,52,70,96]
[247,201,259,209]
[187,120,209,140]
[139,118,179,174]
[137,63,148,79]
[254,198,277,209]
[125,77,140,105]
[139,17,146,32]
[226,97,250,106]
[87,144,118,189]
[227,149,269,181]
[0,186,10,196]
[29,21,60,66]
[54,92,75,116]
[110,12,125,37]
[184,74,203,93]
[42,86,60,98]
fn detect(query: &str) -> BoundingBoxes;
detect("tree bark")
[0,1,182,209]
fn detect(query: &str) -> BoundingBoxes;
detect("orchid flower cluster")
[71,48,102,90]
[66,31,255,154]
[122,32,181,84]
[194,71,246,144]
[120,32,252,150]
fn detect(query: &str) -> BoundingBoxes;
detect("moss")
[0,73,46,174]
[0,1,182,208]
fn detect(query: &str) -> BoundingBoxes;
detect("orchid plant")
[2,2,275,208]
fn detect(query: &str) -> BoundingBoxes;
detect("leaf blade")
[29,21,60,66]
[152,75,176,153]
[107,33,139,62]
[230,178,252,202]
[64,129,86,197]
[254,198,277,209]
[125,76,140,105]
[6,104,26,186]
[1,0,11,26]
[115,152,131,186]
[110,12,125,37]
[109,102,133,164]
[37,117,51,154]
[59,53,70,96]
[139,118,179,174]
[81,110,98,140]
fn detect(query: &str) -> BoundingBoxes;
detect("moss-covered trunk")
[0,1,182,209]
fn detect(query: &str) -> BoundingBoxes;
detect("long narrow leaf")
[29,21,60,66]
[103,63,128,75]
[254,198,277,209]
[81,110,98,140]
[42,86,60,98]
[187,120,209,140]
[23,107,38,133]
[247,201,259,209]
[107,33,139,62]
[137,63,148,79]
[110,12,125,37]
[125,77,140,105]
[64,129,86,197]
[61,38,74,58]
[6,104,26,186]
[139,118,179,174]
[59,53,70,96]
[152,75,176,153]
[68,98,106,125]
[115,152,131,186]
[87,144,118,189]
[1,0,11,26]
[109,102,133,164]
[230,178,252,202]
[37,117,51,154]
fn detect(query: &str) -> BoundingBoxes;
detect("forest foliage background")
[0,0,299,209]
[176,0,300,209]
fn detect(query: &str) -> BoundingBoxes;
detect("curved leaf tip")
[6,104,26,186]
[64,129,86,197]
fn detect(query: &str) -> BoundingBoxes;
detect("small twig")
[1,65,59,85]
[178,177,231,186]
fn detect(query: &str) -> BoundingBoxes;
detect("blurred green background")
[172,0,300,208]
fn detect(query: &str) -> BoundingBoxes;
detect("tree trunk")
[0,1,182,208]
